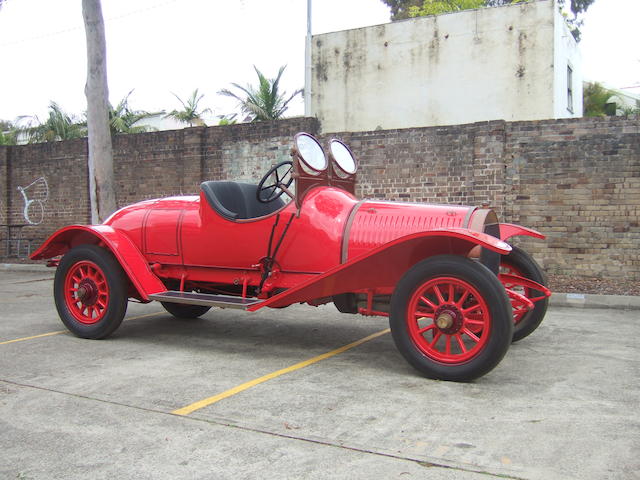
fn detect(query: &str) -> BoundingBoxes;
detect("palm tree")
[165,89,211,127]
[217,113,237,126]
[19,102,86,143]
[109,90,158,135]
[218,65,302,122]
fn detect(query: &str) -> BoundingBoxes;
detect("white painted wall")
[553,5,582,117]
[131,113,193,131]
[311,0,582,132]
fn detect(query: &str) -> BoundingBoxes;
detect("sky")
[0,0,638,124]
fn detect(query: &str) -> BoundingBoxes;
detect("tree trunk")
[82,0,116,223]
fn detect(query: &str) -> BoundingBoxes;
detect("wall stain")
[315,59,328,82]
[428,18,440,64]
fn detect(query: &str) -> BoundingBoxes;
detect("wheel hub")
[77,279,98,306]
[435,312,454,329]
[434,305,463,334]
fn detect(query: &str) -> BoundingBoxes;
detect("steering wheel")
[257,161,294,203]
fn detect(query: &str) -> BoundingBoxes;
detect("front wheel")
[54,245,128,339]
[500,246,549,342]
[389,256,513,382]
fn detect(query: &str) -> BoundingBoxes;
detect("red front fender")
[31,225,166,301]
[500,223,545,241]
[249,228,511,311]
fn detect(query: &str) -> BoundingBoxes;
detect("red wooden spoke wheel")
[390,256,513,382]
[406,277,491,364]
[64,261,110,324]
[54,245,128,339]
[499,246,549,342]
[499,262,530,325]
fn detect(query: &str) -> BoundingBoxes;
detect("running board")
[148,291,262,310]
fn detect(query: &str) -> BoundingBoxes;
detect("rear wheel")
[54,245,128,339]
[390,256,513,382]
[500,246,549,342]
[161,302,211,319]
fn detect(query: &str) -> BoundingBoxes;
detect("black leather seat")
[200,181,285,220]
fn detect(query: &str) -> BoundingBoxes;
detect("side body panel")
[250,229,512,310]
[181,187,358,274]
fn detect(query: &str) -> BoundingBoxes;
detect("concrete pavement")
[1,270,638,479]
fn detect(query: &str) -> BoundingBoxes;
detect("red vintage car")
[32,133,550,382]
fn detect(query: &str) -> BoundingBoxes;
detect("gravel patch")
[548,274,640,297]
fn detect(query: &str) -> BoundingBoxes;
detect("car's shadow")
[111,306,407,373]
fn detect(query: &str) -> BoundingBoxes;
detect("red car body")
[32,133,550,381]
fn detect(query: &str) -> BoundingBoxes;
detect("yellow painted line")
[124,311,164,322]
[172,328,391,416]
[0,330,67,345]
[0,311,162,345]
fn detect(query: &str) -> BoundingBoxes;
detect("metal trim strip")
[340,199,366,264]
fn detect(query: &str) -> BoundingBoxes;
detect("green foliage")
[19,102,86,143]
[217,114,237,126]
[620,103,640,116]
[583,82,618,117]
[407,0,532,17]
[557,0,595,41]
[409,0,484,17]
[0,130,17,145]
[382,0,593,39]
[381,0,423,20]
[0,120,17,145]
[165,89,211,127]
[565,0,595,16]
[109,90,157,135]
[382,0,525,20]
[218,65,302,122]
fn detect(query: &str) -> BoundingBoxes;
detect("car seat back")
[200,181,285,220]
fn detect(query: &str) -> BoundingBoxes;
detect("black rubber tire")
[389,255,513,382]
[501,245,549,342]
[54,244,128,339]
[161,302,211,319]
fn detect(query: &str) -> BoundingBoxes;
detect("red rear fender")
[30,225,166,301]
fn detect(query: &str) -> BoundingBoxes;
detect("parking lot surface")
[1,270,638,479]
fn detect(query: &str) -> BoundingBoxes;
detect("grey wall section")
[1,115,638,280]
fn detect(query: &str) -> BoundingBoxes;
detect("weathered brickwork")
[327,122,508,208]
[1,116,637,282]
[502,117,640,279]
[1,139,89,257]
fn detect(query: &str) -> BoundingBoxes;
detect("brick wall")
[1,115,638,281]
[502,117,640,279]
